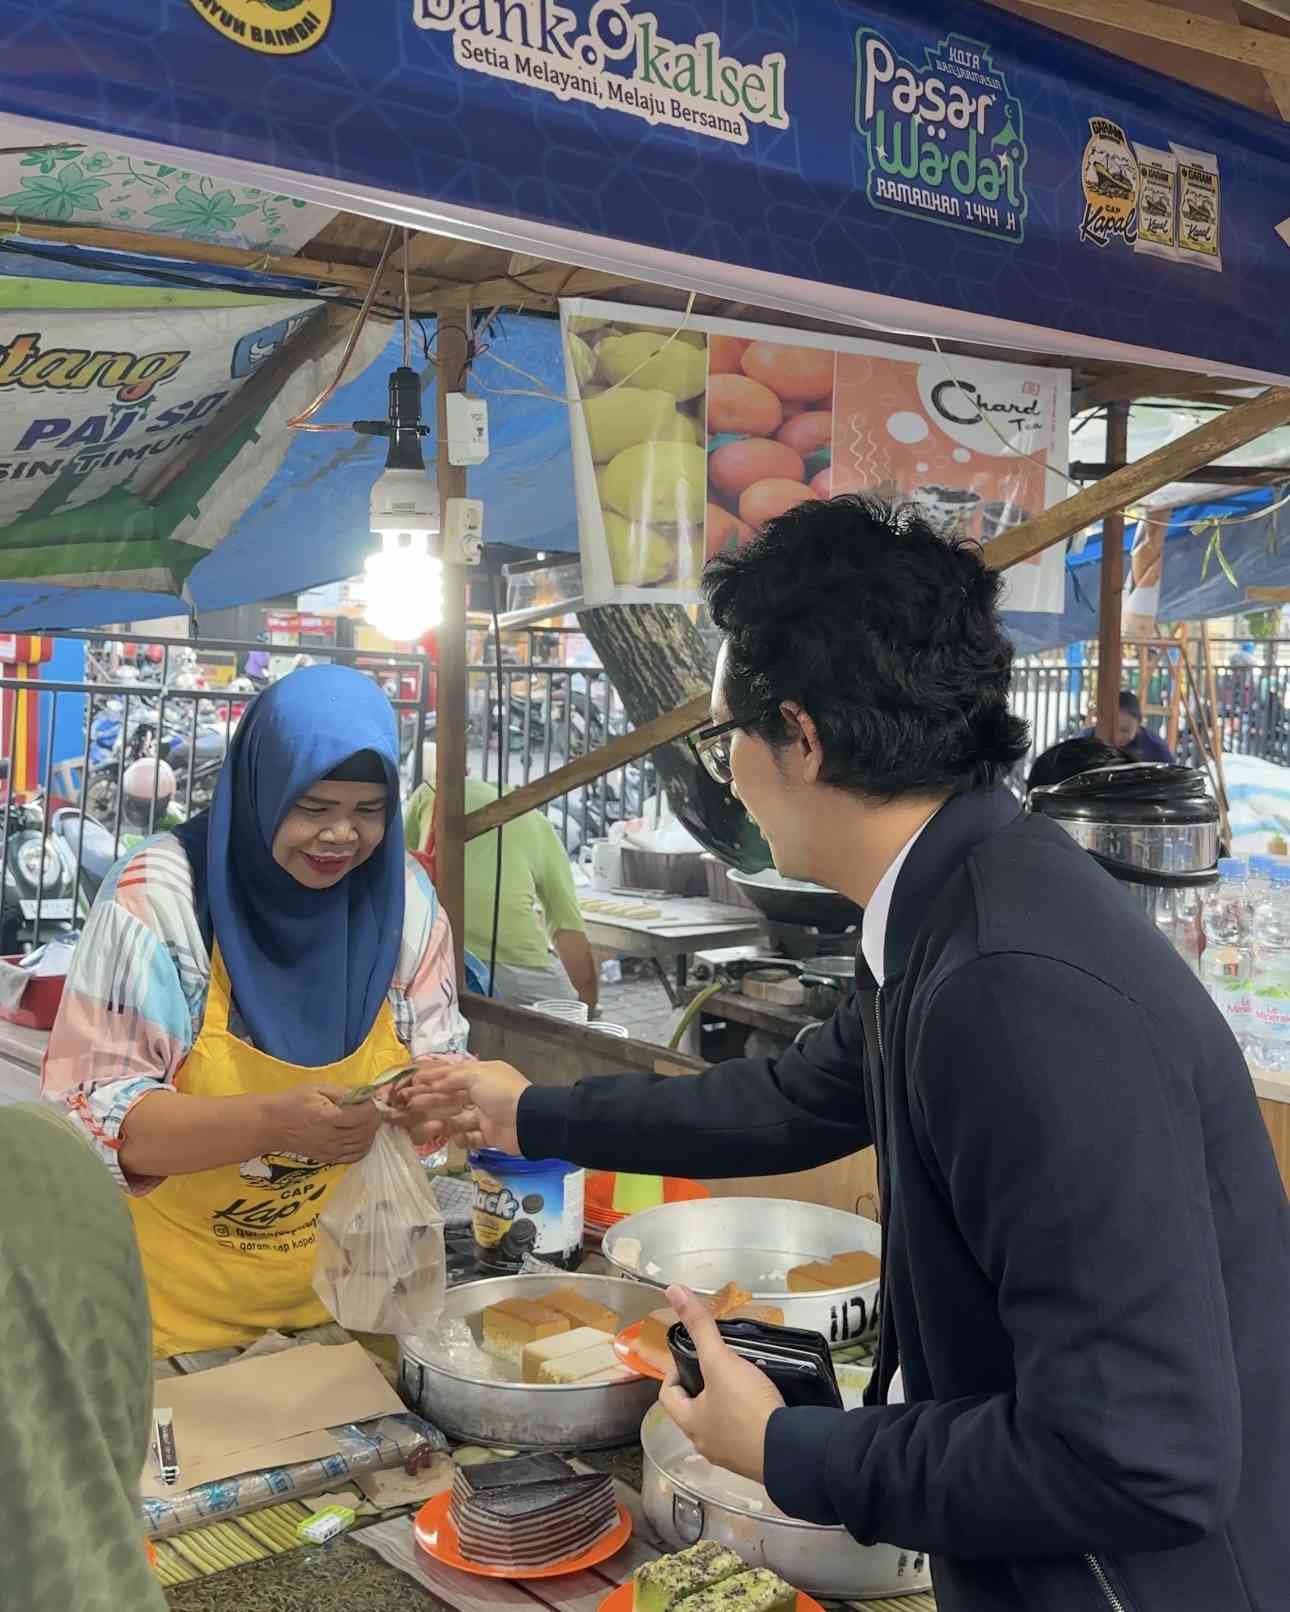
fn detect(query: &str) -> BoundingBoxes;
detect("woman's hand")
[268,1084,382,1164]
[657,1285,785,1484]
[391,1058,530,1156]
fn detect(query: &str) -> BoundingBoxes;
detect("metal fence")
[467,658,661,856]
[0,634,430,954]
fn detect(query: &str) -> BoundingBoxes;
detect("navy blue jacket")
[520,787,1290,1611]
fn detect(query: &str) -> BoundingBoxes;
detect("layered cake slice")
[633,1541,744,1612]
[521,1325,608,1383]
[541,1285,623,1334]
[480,1297,569,1362]
[683,1568,797,1612]
[786,1250,880,1292]
[449,1455,617,1569]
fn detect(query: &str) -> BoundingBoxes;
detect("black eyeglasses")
[688,716,742,785]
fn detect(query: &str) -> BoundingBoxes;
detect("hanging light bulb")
[361,534,443,643]
[363,357,442,642]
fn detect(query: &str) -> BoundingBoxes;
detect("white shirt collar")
[860,812,938,985]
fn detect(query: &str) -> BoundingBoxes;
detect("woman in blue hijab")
[44,665,470,1357]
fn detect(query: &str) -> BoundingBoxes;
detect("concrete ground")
[596,958,678,1045]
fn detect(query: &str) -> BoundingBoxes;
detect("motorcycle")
[0,800,79,954]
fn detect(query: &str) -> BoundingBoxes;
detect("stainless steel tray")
[398,1273,659,1450]
[602,1198,880,1346]
[640,1402,930,1600]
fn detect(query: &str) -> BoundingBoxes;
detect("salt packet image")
[1171,144,1222,270]
[1134,144,1179,263]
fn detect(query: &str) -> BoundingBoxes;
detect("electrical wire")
[402,229,412,370]
[486,553,505,999]
[287,222,399,433]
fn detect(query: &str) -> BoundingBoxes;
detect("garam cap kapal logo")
[188,0,332,55]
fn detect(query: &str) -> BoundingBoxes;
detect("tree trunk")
[575,602,770,871]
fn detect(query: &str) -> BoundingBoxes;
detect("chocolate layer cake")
[449,1455,616,1569]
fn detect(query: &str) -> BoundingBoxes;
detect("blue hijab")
[173,665,405,1067]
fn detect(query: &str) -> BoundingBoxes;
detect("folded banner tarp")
[5,1,1290,380]
[0,310,577,627]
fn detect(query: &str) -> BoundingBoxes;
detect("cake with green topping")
[633,1542,744,1612]
[682,1568,797,1612]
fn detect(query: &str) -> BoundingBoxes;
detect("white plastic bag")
[312,1124,446,1335]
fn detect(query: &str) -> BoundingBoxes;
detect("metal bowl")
[727,870,863,930]
[603,1199,880,1348]
[641,1404,930,1600]
[398,1273,659,1450]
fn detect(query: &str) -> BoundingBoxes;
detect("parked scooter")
[0,799,79,953]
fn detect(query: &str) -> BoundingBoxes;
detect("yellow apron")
[130,944,407,1358]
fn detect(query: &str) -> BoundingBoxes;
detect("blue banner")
[4,1,1290,377]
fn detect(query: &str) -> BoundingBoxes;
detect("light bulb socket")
[385,365,428,471]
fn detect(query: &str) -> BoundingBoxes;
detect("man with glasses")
[401,496,1289,1612]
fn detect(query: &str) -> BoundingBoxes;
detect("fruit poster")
[561,299,1070,614]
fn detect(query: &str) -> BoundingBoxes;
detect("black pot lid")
[1030,762,1219,826]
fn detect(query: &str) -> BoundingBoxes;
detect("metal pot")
[398,1273,660,1450]
[640,1404,931,1600]
[603,1198,880,1348]
[728,870,864,930]
[797,955,856,1020]
[1030,763,1219,971]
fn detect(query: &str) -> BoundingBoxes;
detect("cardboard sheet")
[141,1342,403,1497]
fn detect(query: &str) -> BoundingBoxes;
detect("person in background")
[404,497,1289,1612]
[1084,689,1174,763]
[1,1104,165,1612]
[121,758,184,844]
[405,750,598,1014]
[43,666,465,1358]
[1026,735,1131,792]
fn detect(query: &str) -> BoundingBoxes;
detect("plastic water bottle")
[1201,859,1252,1051]
[1250,864,1290,1069]
[1248,855,1277,913]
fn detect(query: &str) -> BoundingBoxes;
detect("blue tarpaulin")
[0,311,577,628]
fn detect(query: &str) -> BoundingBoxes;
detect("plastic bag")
[313,1124,446,1335]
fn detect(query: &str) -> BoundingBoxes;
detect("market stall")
[5,1,1290,1608]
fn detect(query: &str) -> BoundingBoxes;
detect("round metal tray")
[398,1273,660,1450]
[640,1403,930,1601]
[602,1198,880,1347]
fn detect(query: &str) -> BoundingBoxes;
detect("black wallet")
[667,1319,843,1409]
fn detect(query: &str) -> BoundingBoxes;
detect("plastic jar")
[469,1150,586,1272]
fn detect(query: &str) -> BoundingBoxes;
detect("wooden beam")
[435,311,473,990]
[986,387,1290,571]
[1095,402,1130,744]
[1246,585,1290,600]
[463,693,710,840]
[1017,0,1290,74]
[1073,366,1243,410]
[138,305,353,501]
[431,264,639,310]
[0,215,447,300]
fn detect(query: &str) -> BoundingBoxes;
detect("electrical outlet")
[445,393,489,465]
[444,497,484,564]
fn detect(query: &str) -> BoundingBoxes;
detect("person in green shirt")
[406,766,598,1014]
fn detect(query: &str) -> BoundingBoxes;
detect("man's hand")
[391,1058,530,1156]
[269,1084,382,1164]
[657,1285,784,1485]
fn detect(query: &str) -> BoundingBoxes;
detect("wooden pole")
[1201,623,1232,841]
[1095,402,1131,744]
[434,310,472,990]
[985,387,1290,572]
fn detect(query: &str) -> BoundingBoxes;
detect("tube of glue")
[153,1408,179,1487]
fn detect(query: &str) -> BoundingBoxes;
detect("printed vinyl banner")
[0,300,353,589]
[5,1,1290,378]
[561,299,1069,612]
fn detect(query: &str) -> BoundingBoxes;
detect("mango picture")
[709,334,752,374]
[567,330,598,389]
[597,330,707,399]
[603,510,677,585]
[600,440,709,526]
[709,437,805,500]
[739,477,820,526]
[706,501,756,559]
[582,387,694,463]
[777,410,833,456]
[741,341,835,403]
[707,373,783,437]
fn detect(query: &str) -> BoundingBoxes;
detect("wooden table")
[579,896,767,1001]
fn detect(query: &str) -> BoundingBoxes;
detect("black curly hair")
[701,495,1029,799]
